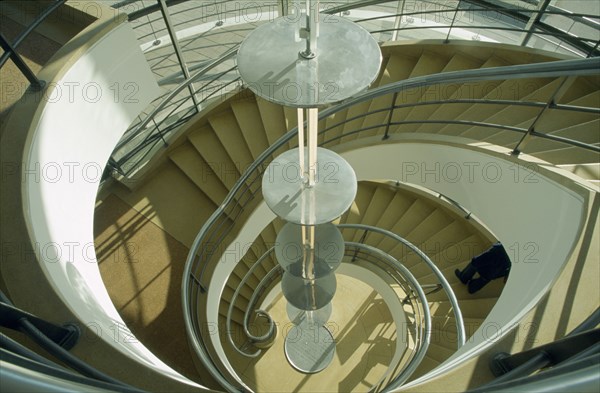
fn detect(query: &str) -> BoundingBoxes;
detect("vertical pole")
[307,108,318,187]
[444,0,461,43]
[157,0,199,108]
[300,0,318,58]
[297,108,305,181]
[391,0,406,42]
[521,0,551,47]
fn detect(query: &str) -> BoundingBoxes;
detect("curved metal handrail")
[344,246,427,392]
[226,227,442,358]
[182,57,599,393]
[225,247,277,358]
[114,46,239,151]
[191,57,600,285]
[346,242,432,390]
[221,239,432,391]
[338,224,466,348]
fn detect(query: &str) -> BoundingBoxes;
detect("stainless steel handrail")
[345,242,432,390]
[226,247,276,358]
[338,224,466,348]
[220,238,432,391]
[110,1,599,176]
[114,46,238,151]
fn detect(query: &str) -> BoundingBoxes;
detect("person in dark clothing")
[455,242,511,294]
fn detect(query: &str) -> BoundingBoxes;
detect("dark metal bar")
[0,33,44,90]
[0,347,147,393]
[0,291,128,385]
[521,0,552,46]
[471,353,600,393]
[0,0,66,68]
[530,131,600,153]
[444,0,462,43]
[157,0,199,108]
[567,307,600,336]
[0,303,79,350]
[351,230,369,262]
[382,92,398,140]
[512,76,572,155]
[1,333,66,370]
[489,328,599,386]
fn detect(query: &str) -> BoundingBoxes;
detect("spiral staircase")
[1,1,599,392]
[96,40,598,391]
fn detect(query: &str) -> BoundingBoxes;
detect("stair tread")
[188,125,240,190]
[209,109,255,173]
[256,97,288,156]
[230,98,271,160]
[169,142,229,206]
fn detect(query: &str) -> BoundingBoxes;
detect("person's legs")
[455,262,477,284]
[468,277,490,294]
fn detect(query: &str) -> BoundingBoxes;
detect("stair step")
[256,97,289,157]
[378,199,436,253]
[556,77,600,105]
[222,286,250,312]
[340,101,373,143]
[354,187,396,242]
[169,142,229,206]
[463,78,564,142]
[403,220,474,270]
[378,53,418,86]
[209,109,255,174]
[412,56,508,134]
[368,189,417,249]
[114,160,220,248]
[341,183,378,242]
[188,125,240,190]
[557,162,600,181]
[323,109,348,147]
[426,342,456,364]
[388,51,450,134]
[230,98,271,160]
[403,209,454,247]
[528,144,600,166]
[438,77,554,136]
[410,355,440,381]
[401,53,485,134]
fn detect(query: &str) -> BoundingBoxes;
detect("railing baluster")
[351,229,369,261]
[521,0,552,47]
[383,92,398,140]
[512,76,575,155]
[444,0,462,43]
[0,33,45,91]
[157,0,199,108]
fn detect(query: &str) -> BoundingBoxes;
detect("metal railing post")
[383,92,398,140]
[521,0,552,47]
[351,230,369,261]
[512,76,574,155]
[444,0,462,43]
[391,0,406,41]
[0,33,45,91]
[157,0,200,109]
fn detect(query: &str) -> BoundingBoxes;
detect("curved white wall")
[341,142,587,383]
[21,22,200,386]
